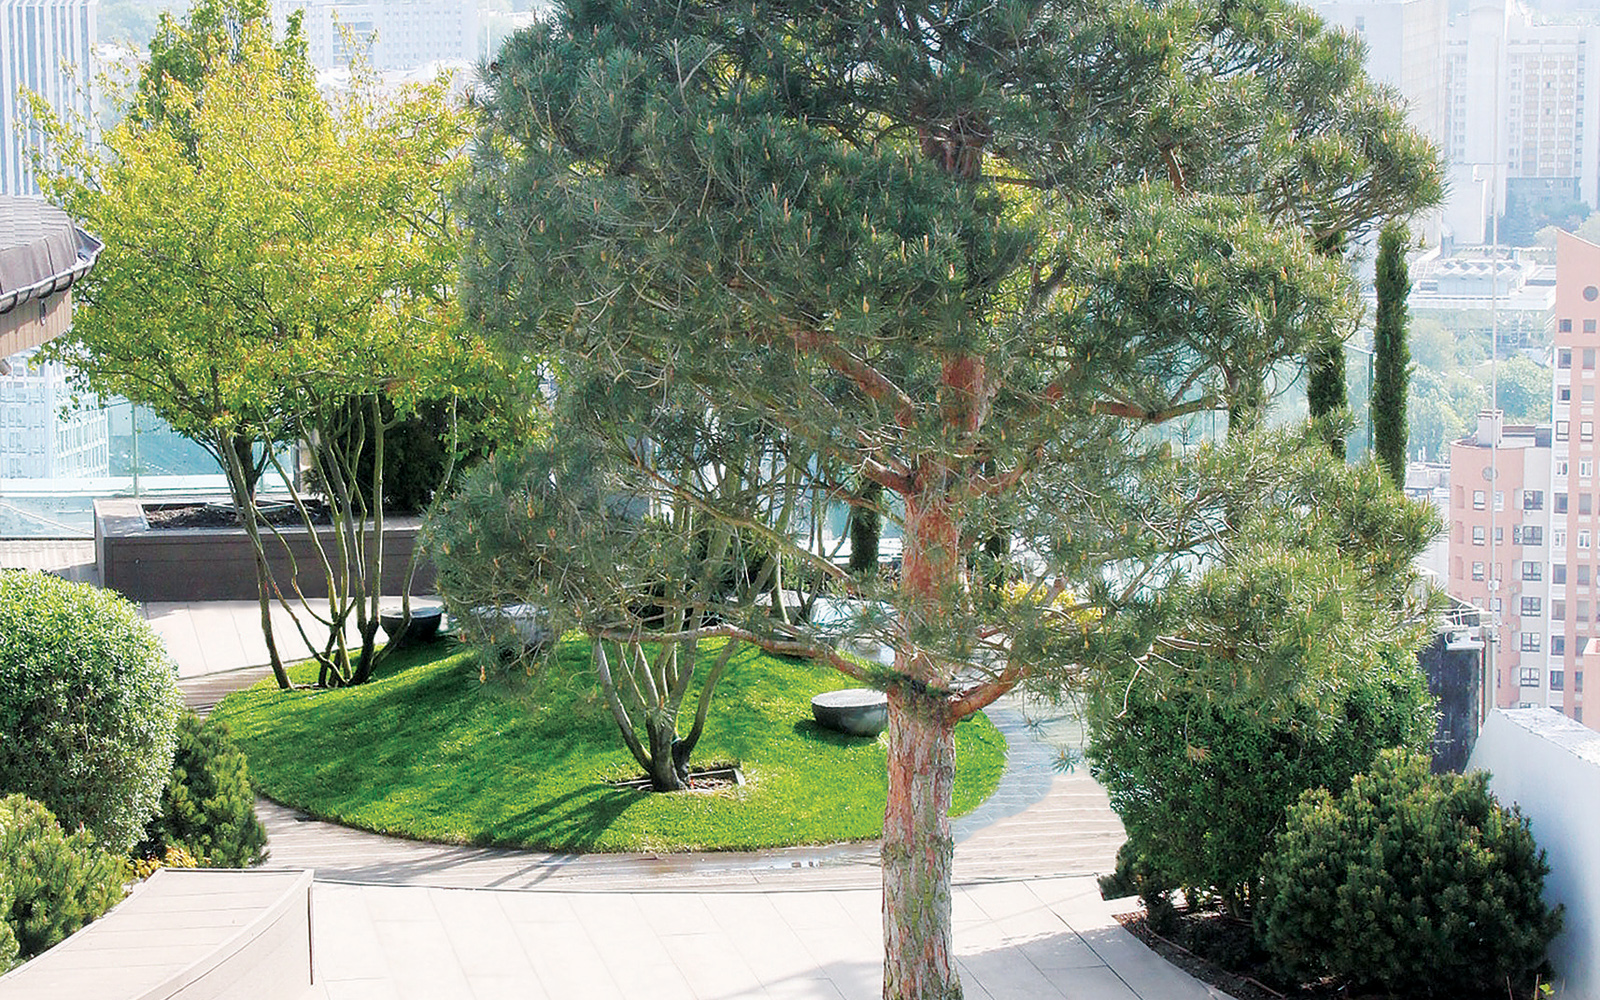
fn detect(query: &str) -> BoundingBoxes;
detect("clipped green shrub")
[1256,750,1561,996]
[135,710,268,868]
[0,572,182,851]
[0,794,124,962]
[1087,648,1434,913]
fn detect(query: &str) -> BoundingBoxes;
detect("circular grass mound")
[211,636,1006,853]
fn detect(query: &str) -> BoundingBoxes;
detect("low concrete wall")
[1469,708,1600,999]
[96,497,434,602]
[0,868,314,1000]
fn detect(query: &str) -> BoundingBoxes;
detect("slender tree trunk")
[219,431,290,689]
[883,490,963,1000]
[882,685,959,1000]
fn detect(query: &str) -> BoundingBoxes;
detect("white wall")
[1469,707,1600,997]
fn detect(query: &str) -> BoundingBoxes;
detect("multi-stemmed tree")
[459,1,1440,996]
[35,28,487,687]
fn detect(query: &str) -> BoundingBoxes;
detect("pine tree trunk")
[882,686,960,1000]
[883,490,963,1000]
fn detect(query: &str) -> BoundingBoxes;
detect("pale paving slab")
[310,878,1232,1000]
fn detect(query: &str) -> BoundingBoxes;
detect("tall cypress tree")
[1373,222,1412,486]
[1307,334,1348,457]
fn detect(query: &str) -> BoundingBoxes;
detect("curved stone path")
[182,670,1125,890]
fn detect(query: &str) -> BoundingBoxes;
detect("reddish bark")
[883,488,965,1000]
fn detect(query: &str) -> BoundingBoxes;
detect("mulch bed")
[144,501,332,529]
[1117,907,1536,1000]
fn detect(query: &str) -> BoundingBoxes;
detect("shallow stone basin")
[811,688,889,737]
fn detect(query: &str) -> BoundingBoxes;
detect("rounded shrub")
[0,794,124,962]
[0,571,182,851]
[135,710,268,868]
[1256,749,1561,996]
[1087,648,1435,912]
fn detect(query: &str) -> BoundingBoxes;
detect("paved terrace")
[1,540,1228,999]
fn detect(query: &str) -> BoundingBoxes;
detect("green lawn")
[211,636,1007,853]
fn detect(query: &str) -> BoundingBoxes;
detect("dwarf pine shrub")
[135,710,267,868]
[0,794,124,963]
[1256,749,1561,995]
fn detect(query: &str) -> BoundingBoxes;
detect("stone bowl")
[379,605,444,648]
[811,688,889,738]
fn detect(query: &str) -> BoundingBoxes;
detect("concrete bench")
[0,868,314,1000]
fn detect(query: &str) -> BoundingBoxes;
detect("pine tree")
[460,2,1441,995]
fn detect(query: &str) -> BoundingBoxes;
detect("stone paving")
[0,547,1227,999]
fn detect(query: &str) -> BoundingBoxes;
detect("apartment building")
[1444,0,1600,241]
[1448,412,1556,715]
[1448,230,1600,727]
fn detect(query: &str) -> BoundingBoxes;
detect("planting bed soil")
[144,500,332,529]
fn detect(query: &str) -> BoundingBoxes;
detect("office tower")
[0,0,96,195]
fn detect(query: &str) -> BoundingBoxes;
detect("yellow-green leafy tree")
[32,29,496,687]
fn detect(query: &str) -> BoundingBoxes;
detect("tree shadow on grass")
[471,781,643,851]
[793,718,881,748]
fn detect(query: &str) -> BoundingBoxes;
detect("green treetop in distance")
[1373,221,1412,485]
[461,2,1441,997]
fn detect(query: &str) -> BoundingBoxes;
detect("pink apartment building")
[1449,230,1600,728]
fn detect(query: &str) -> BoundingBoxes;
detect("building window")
[1577,707,1583,723]
[1474,526,1487,545]
[1555,635,1568,655]
[1526,490,1545,510]
[1562,319,1574,333]
[1522,667,1542,685]
[1580,600,1591,622]
[1560,420,1572,441]
[1588,319,1597,333]
[1523,633,1544,652]
[1562,387,1574,402]
[1525,561,1543,581]
[1581,565,1592,585]
[1555,563,1569,583]
[1585,421,1594,442]
[1496,526,1505,543]
[1585,494,1595,516]
[1474,489,1487,509]
[1587,348,1597,370]
[1557,528,1568,547]
[1496,491,1505,511]
[1578,671,1585,692]
[1516,525,1544,545]
[1583,530,1593,549]
[1524,596,1543,616]
[1473,561,1486,580]
[1552,670,1565,690]
[1584,460,1595,481]
[1554,599,1567,620]
[1561,347,1574,367]
[1559,493,1571,513]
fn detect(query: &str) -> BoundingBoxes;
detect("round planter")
[379,605,444,648]
[811,688,889,737]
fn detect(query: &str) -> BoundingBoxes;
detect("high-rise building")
[1444,0,1600,243]
[0,0,96,195]
[275,0,477,72]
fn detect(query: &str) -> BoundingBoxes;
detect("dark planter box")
[95,497,435,602]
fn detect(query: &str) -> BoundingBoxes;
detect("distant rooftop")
[0,196,100,315]
[0,196,101,367]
